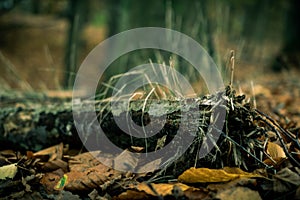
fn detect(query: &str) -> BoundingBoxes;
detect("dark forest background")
[0,0,299,91]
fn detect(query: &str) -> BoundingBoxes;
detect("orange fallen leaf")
[137,182,190,196]
[64,163,122,191]
[40,169,64,193]
[178,167,263,183]
[117,190,154,200]
[263,157,287,168]
[266,142,286,159]
[216,186,262,200]
[264,142,287,167]
[33,143,64,161]
[184,187,210,200]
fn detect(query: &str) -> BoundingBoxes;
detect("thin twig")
[255,109,300,149]
[229,50,235,88]
[219,129,272,169]
[0,51,33,90]
[44,45,61,90]
[251,81,257,109]
[142,87,156,154]
[255,109,300,167]
[146,183,164,200]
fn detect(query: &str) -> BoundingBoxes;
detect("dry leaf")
[64,163,122,191]
[216,186,262,200]
[130,146,144,153]
[266,142,286,159]
[183,187,210,200]
[116,190,154,200]
[136,158,161,173]
[42,158,68,172]
[113,149,139,172]
[252,85,271,96]
[40,168,64,193]
[0,163,18,180]
[263,157,287,168]
[0,149,18,160]
[222,167,258,175]
[178,167,263,183]
[264,142,287,168]
[273,167,300,193]
[33,143,64,160]
[65,151,125,192]
[68,151,103,172]
[136,182,190,196]
[132,182,209,199]
[208,177,257,192]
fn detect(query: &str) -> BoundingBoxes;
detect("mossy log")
[0,88,269,173]
[0,92,77,151]
[0,91,208,152]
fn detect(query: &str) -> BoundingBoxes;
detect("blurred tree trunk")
[31,0,41,14]
[272,0,300,71]
[106,0,121,37]
[242,0,268,60]
[199,0,215,59]
[64,0,88,89]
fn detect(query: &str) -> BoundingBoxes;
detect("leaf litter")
[0,81,300,199]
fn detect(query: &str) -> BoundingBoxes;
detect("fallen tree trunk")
[0,91,77,151]
[1,87,298,174]
[0,90,208,152]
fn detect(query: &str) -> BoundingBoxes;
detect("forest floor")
[0,13,300,200]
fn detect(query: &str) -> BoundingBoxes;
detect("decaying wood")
[0,87,299,176]
[0,91,205,152]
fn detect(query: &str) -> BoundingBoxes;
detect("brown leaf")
[178,167,263,183]
[64,151,127,192]
[42,158,68,172]
[33,143,64,161]
[252,85,272,97]
[113,149,139,172]
[134,182,205,199]
[273,167,300,193]
[208,177,257,192]
[266,142,286,159]
[0,150,21,166]
[40,168,64,193]
[68,151,104,172]
[264,142,287,168]
[136,158,161,173]
[115,190,154,200]
[1,149,18,159]
[183,187,210,200]
[26,151,35,159]
[263,157,287,168]
[64,163,122,192]
[136,182,190,196]
[215,186,262,200]
[64,171,91,191]
[88,189,112,200]
[130,146,144,153]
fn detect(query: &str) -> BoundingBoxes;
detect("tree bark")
[0,88,277,172]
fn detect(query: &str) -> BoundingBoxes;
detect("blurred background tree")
[0,0,298,91]
[272,0,300,71]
